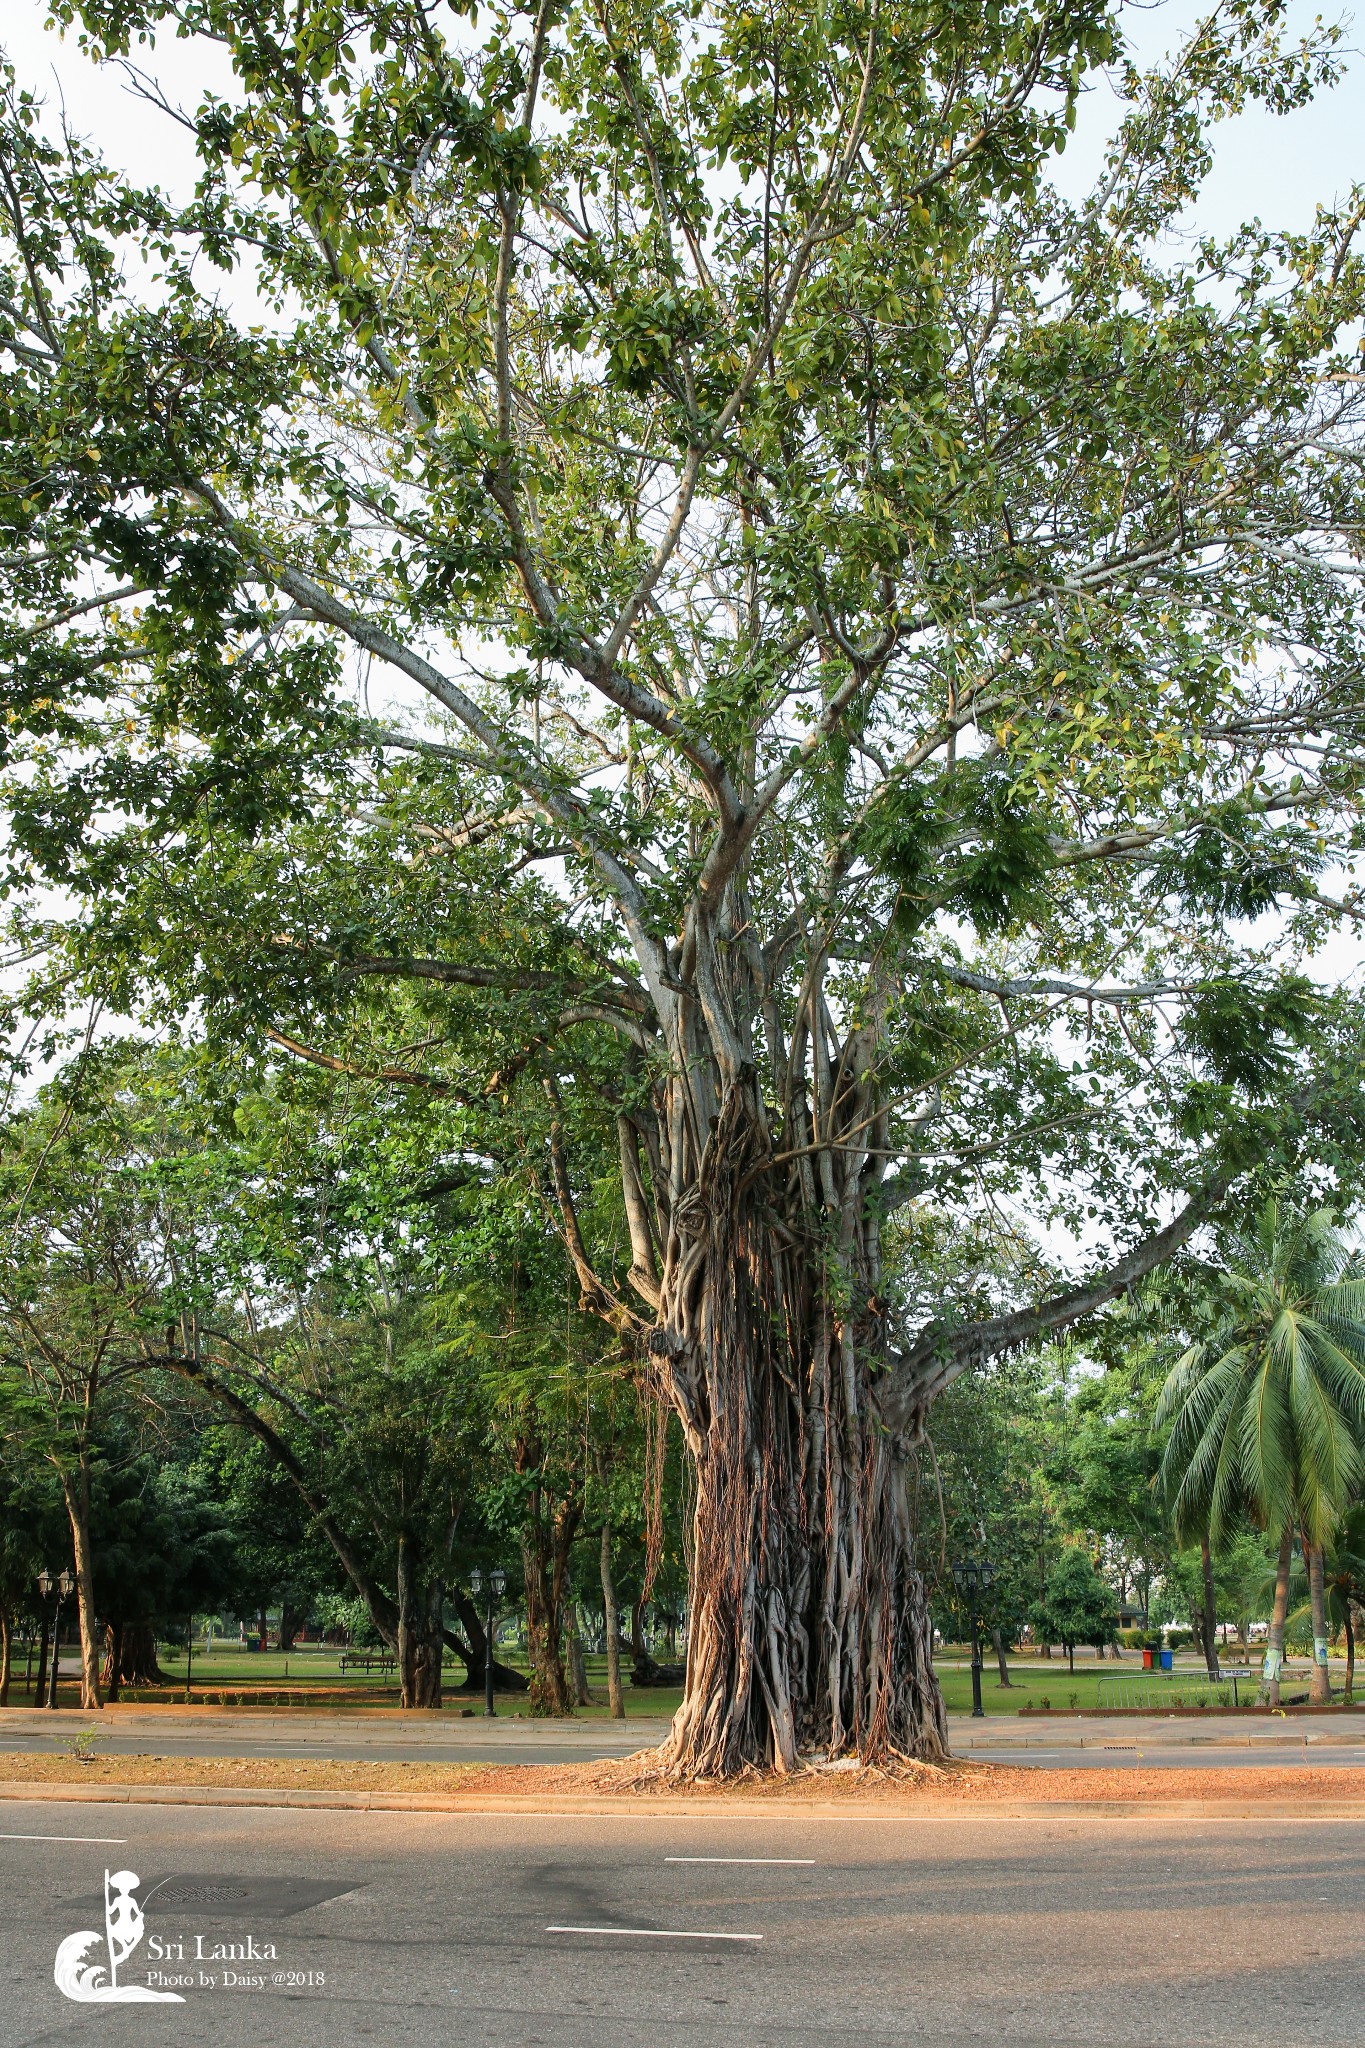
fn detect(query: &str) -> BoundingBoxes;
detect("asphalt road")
[2,1801,1357,2046]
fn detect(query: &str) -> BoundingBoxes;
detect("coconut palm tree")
[1157,1202,1365,1705]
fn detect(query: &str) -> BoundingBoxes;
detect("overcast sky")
[3,0,1362,235]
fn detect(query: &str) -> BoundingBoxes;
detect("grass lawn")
[14,1637,1354,1719]
[7,1640,682,1717]
[933,1648,1353,1714]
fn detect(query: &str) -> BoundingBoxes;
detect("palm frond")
[1243,1347,1296,1531]
[1316,1276,1365,1336]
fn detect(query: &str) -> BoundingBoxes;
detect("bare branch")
[882,1158,1240,1427]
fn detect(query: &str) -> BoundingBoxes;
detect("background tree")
[1031,1548,1118,1674]
[926,1349,1056,1684]
[90,1429,239,1697]
[0,1453,56,1701]
[190,1433,336,1655]
[1053,1340,1172,1639]
[0,1069,179,1707]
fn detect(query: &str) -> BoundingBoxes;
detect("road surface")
[1,1799,1356,2044]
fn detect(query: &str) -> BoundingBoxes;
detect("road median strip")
[3,1754,1365,1819]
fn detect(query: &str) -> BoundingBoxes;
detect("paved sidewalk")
[953,1708,1365,1768]
[0,1704,673,1767]
[955,1709,1365,1745]
[4,1703,1365,1768]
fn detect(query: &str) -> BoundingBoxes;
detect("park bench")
[337,1651,396,1676]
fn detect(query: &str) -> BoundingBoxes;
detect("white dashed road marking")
[546,1924,762,1942]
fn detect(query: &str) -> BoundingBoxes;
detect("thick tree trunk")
[1308,1542,1332,1702]
[1200,1533,1219,1681]
[600,1525,625,1720]
[1067,1641,1075,1674]
[523,1578,571,1712]
[59,1464,102,1709]
[0,1609,10,1707]
[118,1621,169,1686]
[653,1088,945,1776]
[516,1427,579,1717]
[992,1626,1011,1687]
[1345,1603,1356,1703]
[566,1605,592,1706]
[102,1619,125,1703]
[416,1580,444,1708]
[395,1534,444,1708]
[1265,1524,1294,1707]
[397,1532,417,1705]
[522,1522,575,1715]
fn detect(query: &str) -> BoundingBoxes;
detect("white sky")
[4,0,1362,230]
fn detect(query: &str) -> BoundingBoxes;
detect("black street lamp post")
[952,1558,996,1718]
[37,1568,74,1710]
[468,1566,507,1717]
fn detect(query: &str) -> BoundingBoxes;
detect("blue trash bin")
[1159,1648,1174,1672]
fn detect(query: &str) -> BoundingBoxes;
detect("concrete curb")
[2,1779,1364,1820]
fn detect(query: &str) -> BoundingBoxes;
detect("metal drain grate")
[156,1883,251,1906]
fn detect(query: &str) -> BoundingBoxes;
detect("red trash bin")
[1142,1648,1155,1670]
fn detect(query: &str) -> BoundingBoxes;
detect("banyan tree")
[4,0,1365,1770]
